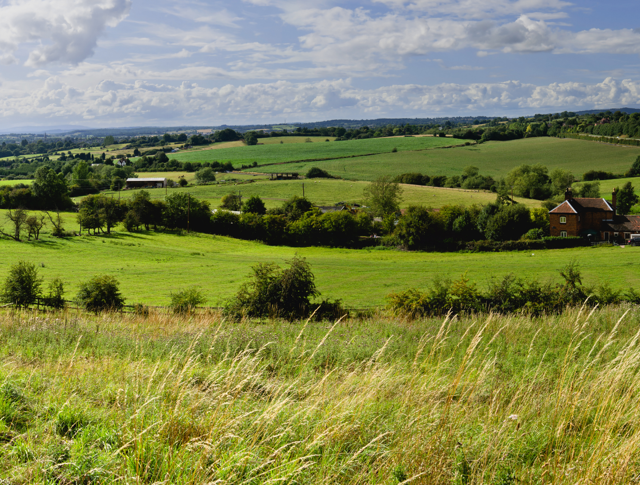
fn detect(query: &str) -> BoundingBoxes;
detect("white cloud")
[0,0,131,66]
[1,77,639,126]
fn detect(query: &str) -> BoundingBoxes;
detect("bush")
[220,194,242,211]
[42,277,65,309]
[169,287,206,314]
[306,167,334,179]
[195,167,216,184]
[523,228,545,240]
[2,261,42,308]
[242,196,266,215]
[225,256,319,320]
[76,275,125,313]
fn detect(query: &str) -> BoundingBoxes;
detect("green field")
[103,178,540,209]
[0,229,637,307]
[250,137,640,181]
[0,179,32,186]
[167,136,455,166]
[596,176,640,197]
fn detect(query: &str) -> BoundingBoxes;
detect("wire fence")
[19,298,378,316]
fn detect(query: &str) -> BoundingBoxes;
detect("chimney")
[565,187,573,201]
[612,188,618,216]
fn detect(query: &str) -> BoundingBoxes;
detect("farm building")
[125,178,167,189]
[549,188,640,242]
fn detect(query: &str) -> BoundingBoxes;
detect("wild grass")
[1,305,640,483]
[250,137,640,181]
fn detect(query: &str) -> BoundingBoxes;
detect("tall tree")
[363,176,403,217]
[616,182,639,215]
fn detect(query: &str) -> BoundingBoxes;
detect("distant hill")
[0,125,92,135]
[573,107,640,116]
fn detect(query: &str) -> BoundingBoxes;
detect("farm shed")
[126,178,167,189]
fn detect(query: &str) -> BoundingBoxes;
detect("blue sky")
[0,0,639,128]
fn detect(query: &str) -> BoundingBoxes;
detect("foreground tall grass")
[0,306,639,483]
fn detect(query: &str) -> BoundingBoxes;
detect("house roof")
[549,200,577,214]
[126,178,166,182]
[549,198,613,214]
[602,216,640,233]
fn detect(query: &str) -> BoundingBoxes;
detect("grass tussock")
[0,306,637,482]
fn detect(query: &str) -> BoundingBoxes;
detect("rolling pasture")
[0,229,638,307]
[105,178,540,209]
[167,136,455,166]
[250,137,640,181]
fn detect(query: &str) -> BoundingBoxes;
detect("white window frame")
[560,231,567,238]
[559,216,567,224]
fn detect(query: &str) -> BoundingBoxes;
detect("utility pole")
[187,193,190,233]
[302,182,305,198]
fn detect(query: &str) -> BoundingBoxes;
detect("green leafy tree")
[164,193,211,231]
[76,275,124,313]
[616,183,639,215]
[225,256,319,320]
[43,277,65,309]
[393,206,442,249]
[242,195,266,215]
[628,156,640,177]
[576,181,600,198]
[195,167,216,184]
[550,168,574,196]
[306,167,334,179]
[282,196,313,221]
[169,287,206,314]
[103,135,115,146]
[504,164,552,200]
[363,176,403,217]
[2,261,42,308]
[220,194,242,211]
[244,132,258,146]
[31,166,72,210]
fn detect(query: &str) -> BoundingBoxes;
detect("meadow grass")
[250,137,640,181]
[167,136,455,166]
[102,179,540,210]
[0,305,640,482]
[0,227,638,307]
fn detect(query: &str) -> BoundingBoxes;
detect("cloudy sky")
[0,0,639,128]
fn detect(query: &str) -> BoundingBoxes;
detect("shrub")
[306,167,334,179]
[195,167,216,184]
[169,287,206,314]
[242,196,266,215]
[43,277,65,309]
[225,256,319,320]
[220,194,242,211]
[76,275,125,313]
[523,228,545,240]
[2,261,42,308]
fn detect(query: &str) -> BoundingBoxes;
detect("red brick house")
[549,188,640,242]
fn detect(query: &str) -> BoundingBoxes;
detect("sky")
[0,0,640,128]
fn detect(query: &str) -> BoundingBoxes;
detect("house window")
[625,233,631,240]
[560,231,567,238]
[614,232,619,238]
[560,216,567,224]
[604,232,610,241]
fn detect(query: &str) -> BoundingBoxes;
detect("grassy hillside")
[1,306,640,482]
[0,229,637,307]
[250,137,640,181]
[104,178,540,209]
[167,136,454,166]
[596,176,640,198]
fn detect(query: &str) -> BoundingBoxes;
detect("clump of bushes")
[387,262,637,318]
[225,257,345,321]
[306,167,335,179]
[76,275,124,313]
[169,287,206,314]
